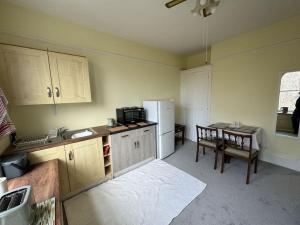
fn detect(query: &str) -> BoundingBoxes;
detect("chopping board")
[107,126,128,133]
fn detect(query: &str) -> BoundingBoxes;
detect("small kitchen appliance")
[116,107,145,124]
[0,153,28,179]
[0,185,32,225]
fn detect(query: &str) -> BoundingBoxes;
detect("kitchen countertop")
[7,159,61,225]
[4,121,157,155]
[107,121,157,135]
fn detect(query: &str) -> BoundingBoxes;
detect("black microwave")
[116,107,145,124]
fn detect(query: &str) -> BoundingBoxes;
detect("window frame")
[274,70,300,139]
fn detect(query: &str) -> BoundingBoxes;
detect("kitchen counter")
[4,121,157,155]
[4,125,109,155]
[7,159,61,225]
[107,121,157,135]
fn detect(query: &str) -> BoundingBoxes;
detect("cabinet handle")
[55,87,60,98]
[121,135,129,138]
[144,129,150,132]
[69,151,74,160]
[134,141,137,148]
[47,87,52,98]
[137,141,139,148]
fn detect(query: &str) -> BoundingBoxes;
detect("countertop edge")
[4,122,157,155]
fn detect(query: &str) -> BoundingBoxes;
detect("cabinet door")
[27,146,70,196]
[66,138,105,192]
[48,52,91,104]
[131,129,143,165]
[0,44,54,105]
[111,131,132,174]
[140,126,156,160]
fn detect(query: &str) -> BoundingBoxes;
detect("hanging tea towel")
[0,88,15,137]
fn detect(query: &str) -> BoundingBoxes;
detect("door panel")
[140,126,156,160]
[66,138,104,192]
[158,101,175,135]
[111,131,132,173]
[48,52,91,103]
[181,66,211,142]
[0,44,54,105]
[158,131,174,159]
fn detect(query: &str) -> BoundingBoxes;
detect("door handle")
[121,135,129,138]
[144,129,150,132]
[55,87,60,98]
[47,87,52,98]
[69,151,74,160]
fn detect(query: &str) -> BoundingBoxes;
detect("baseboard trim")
[260,151,300,172]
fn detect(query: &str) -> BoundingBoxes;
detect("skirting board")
[260,151,300,172]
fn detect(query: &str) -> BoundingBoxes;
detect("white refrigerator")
[143,100,175,159]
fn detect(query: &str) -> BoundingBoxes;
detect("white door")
[158,101,175,135]
[181,65,211,142]
[158,131,175,159]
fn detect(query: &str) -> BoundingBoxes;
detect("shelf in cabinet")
[105,165,112,176]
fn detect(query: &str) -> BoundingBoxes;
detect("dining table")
[208,122,263,150]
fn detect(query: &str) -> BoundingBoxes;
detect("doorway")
[181,65,211,142]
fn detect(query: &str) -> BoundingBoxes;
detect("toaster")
[0,185,32,225]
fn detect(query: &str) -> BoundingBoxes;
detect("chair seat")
[224,147,257,158]
[199,139,219,148]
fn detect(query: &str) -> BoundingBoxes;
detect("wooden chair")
[196,125,221,169]
[220,130,259,184]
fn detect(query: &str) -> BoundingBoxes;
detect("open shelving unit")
[102,135,112,178]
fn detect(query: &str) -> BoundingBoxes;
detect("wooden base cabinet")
[28,137,106,197]
[111,125,156,176]
[65,138,105,192]
[27,146,70,197]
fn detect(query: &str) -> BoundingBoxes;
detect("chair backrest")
[222,130,253,153]
[196,125,218,142]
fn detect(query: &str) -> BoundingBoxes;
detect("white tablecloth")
[216,128,263,150]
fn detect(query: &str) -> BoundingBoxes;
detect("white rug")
[64,159,206,225]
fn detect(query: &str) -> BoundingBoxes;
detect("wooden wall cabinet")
[65,138,105,192]
[0,44,91,105]
[111,125,156,176]
[48,52,91,104]
[27,146,70,196]
[0,44,54,105]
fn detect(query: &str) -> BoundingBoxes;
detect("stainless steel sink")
[62,128,96,140]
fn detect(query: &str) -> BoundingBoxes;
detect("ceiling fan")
[165,0,221,17]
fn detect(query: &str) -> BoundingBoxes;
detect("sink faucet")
[57,127,68,137]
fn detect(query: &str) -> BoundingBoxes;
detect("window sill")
[275,131,299,139]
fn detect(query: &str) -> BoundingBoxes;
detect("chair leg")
[221,151,225,173]
[254,156,258,174]
[196,144,199,162]
[246,159,251,184]
[203,146,206,155]
[214,148,218,170]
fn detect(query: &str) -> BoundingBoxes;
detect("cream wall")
[0,2,182,141]
[190,15,300,170]
[184,49,211,69]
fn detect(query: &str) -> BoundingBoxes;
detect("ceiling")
[3,0,300,54]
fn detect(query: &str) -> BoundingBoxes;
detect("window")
[278,71,300,113]
[276,71,300,137]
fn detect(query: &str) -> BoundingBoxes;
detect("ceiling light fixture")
[190,0,220,17]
